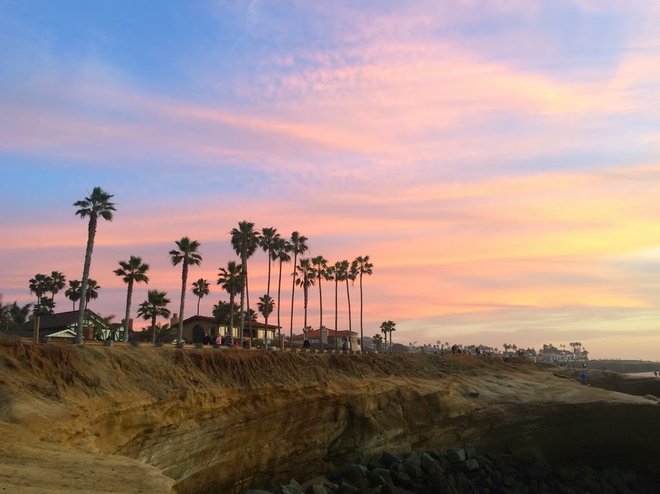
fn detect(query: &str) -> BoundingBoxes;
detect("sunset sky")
[2,1,660,360]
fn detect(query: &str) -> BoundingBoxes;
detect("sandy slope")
[0,338,656,493]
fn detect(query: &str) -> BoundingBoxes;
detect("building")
[12,309,113,342]
[163,314,279,344]
[291,327,361,351]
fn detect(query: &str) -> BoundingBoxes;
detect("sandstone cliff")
[0,337,657,493]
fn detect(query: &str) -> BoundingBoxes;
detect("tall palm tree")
[296,258,316,336]
[65,280,82,310]
[217,261,244,340]
[48,271,66,302]
[330,261,347,352]
[32,297,55,316]
[341,260,356,351]
[191,278,210,316]
[137,290,171,344]
[169,237,203,345]
[311,255,329,341]
[231,221,259,346]
[288,231,308,347]
[73,187,116,344]
[273,237,291,345]
[353,256,373,353]
[114,256,150,342]
[259,227,280,332]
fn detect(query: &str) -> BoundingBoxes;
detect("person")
[342,337,348,353]
[579,371,588,385]
[215,334,222,346]
[224,333,233,347]
[303,338,310,349]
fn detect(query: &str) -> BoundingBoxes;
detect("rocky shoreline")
[248,447,660,494]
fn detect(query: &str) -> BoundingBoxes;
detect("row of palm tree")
[64,187,376,348]
[28,272,100,316]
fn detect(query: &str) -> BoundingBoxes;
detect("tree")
[29,273,50,303]
[259,227,280,333]
[1,297,31,330]
[217,261,244,341]
[372,333,384,352]
[288,232,308,347]
[329,261,347,352]
[213,300,240,330]
[32,297,54,316]
[353,256,373,353]
[191,278,210,316]
[65,280,82,310]
[345,260,357,351]
[257,294,274,328]
[231,221,259,346]
[296,258,316,337]
[83,279,100,305]
[311,255,329,339]
[137,290,171,344]
[380,320,396,349]
[48,271,66,302]
[273,237,291,344]
[114,256,150,342]
[74,187,116,344]
[169,237,203,344]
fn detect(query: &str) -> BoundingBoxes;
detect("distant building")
[162,314,278,344]
[291,327,361,351]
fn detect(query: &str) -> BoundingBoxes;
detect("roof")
[181,315,279,330]
[12,309,107,338]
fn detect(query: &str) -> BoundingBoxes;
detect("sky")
[1,0,660,360]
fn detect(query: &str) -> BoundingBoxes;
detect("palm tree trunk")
[277,260,283,346]
[123,280,134,342]
[289,252,298,348]
[318,276,323,336]
[229,293,235,342]
[246,261,252,345]
[334,279,339,352]
[346,278,352,352]
[359,273,364,354]
[151,314,157,344]
[265,251,272,339]
[76,215,97,344]
[178,261,188,343]
[196,296,201,316]
[303,282,308,332]
[238,253,247,348]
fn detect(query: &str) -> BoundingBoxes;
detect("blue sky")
[2,1,660,359]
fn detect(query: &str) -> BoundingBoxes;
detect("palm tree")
[84,279,100,305]
[380,320,396,349]
[48,271,66,302]
[330,261,347,352]
[273,237,291,345]
[213,300,240,330]
[311,256,329,339]
[191,278,210,316]
[353,256,373,353]
[32,297,54,316]
[288,231,308,347]
[259,227,280,332]
[73,187,116,344]
[372,333,384,352]
[169,237,203,345]
[296,258,316,337]
[231,221,259,346]
[114,256,150,342]
[217,261,244,341]
[137,290,171,344]
[257,294,274,338]
[342,260,356,351]
[29,274,51,314]
[65,280,82,310]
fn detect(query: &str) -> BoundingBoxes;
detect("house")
[163,314,279,344]
[13,309,113,342]
[291,327,361,351]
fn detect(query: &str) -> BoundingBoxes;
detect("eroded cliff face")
[0,338,657,493]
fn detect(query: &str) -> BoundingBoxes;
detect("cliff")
[0,337,657,493]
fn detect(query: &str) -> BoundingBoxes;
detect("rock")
[381,452,402,468]
[525,461,551,479]
[369,468,393,486]
[463,458,480,471]
[339,463,367,483]
[403,458,422,479]
[465,446,477,459]
[420,452,441,474]
[305,485,330,494]
[336,480,359,493]
[246,490,274,494]
[277,479,306,494]
[447,448,466,464]
[389,469,413,489]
